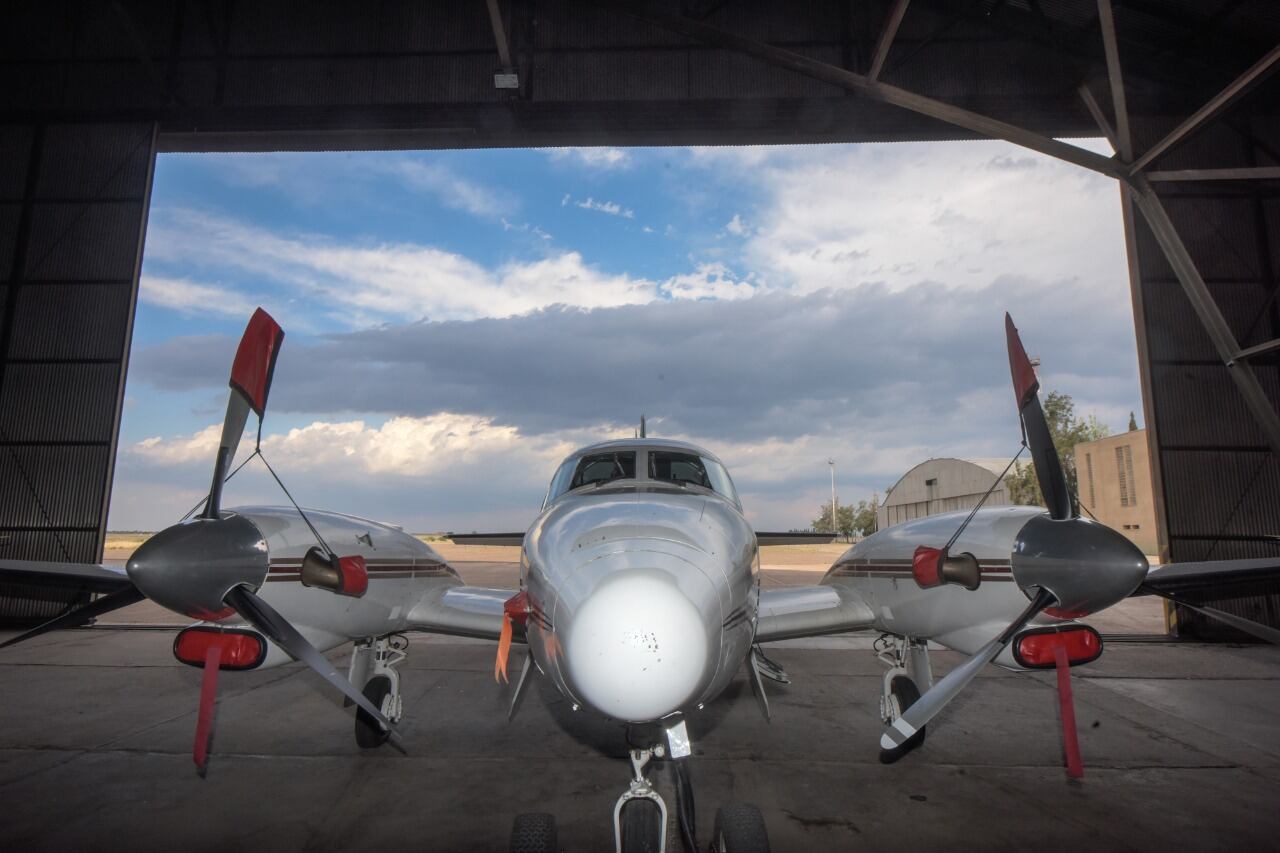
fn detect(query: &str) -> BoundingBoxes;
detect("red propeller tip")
[1004,313,1039,410]
[229,308,285,417]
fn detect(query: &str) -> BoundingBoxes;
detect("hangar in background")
[877,458,1010,530]
[1,0,1278,637]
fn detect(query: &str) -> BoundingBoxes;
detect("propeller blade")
[203,308,285,519]
[223,585,401,747]
[193,643,222,775]
[0,585,144,650]
[880,587,1055,750]
[1005,314,1072,520]
[1051,641,1084,779]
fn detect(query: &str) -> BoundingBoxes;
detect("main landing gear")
[877,634,932,764]
[348,634,407,748]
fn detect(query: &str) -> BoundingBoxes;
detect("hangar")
[877,457,1011,530]
[1,0,1278,642]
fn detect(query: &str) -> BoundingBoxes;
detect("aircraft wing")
[756,532,840,546]
[406,584,514,642]
[754,584,875,643]
[1136,557,1280,644]
[0,558,133,594]
[1137,557,1280,596]
[446,533,525,547]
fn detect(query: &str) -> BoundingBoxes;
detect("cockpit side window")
[649,451,712,489]
[701,457,741,506]
[545,459,578,506]
[570,451,637,490]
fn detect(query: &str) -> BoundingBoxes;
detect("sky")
[107,138,1142,533]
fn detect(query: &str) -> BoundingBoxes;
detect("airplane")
[2,307,1277,853]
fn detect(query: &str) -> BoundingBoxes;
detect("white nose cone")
[564,572,710,722]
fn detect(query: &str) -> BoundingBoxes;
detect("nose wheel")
[349,634,406,748]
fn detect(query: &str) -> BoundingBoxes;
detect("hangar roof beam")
[867,0,910,82]
[1129,42,1280,175]
[1077,82,1120,154]
[605,1,1123,180]
[1096,0,1133,161]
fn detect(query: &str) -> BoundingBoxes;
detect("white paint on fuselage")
[523,487,757,722]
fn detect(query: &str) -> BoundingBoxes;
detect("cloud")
[725,214,747,236]
[139,276,255,317]
[390,161,511,219]
[544,147,632,169]
[575,197,635,219]
[145,209,661,322]
[131,279,1140,452]
[688,140,1126,299]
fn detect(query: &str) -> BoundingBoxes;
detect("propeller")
[5,308,397,772]
[885,315,1150,775]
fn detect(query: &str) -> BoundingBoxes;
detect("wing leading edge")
[755,585,875,643]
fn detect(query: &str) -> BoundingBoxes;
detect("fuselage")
[521,439,758,722]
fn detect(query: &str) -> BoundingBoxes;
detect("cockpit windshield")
[570,451,637,489]
[650,451,741,506]
[543,445,742,508]
[649,451,711,488]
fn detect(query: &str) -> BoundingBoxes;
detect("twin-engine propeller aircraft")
[3,308,1278,853]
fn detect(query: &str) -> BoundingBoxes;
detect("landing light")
[1013,625,1103,669]
[174,626,267,670]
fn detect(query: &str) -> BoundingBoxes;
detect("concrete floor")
[1,625,1277,853]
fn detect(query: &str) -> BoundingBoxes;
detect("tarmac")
[1,558,1277,852]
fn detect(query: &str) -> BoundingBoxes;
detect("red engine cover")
[174,627,267,670]
[1013,625,1103,669]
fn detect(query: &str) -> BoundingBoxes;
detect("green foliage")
[813,498,878,539]
[1004,390,1110,510]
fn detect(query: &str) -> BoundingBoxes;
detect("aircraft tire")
[879,675,926,764]
[620,799,663,853]
[354,675,392,749]
[509,813,557,853]
[711,803,770,853]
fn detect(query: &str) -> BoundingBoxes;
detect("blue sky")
[109,140,1142,532]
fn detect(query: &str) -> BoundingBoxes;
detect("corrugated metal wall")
[0,122,155,623]
[1126,91,1280,639]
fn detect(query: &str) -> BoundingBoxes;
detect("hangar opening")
[2,1,1279,644]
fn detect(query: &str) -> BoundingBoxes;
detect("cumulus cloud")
[689,140,1126,300]
[544,147,632,169]
[725,214,747,236]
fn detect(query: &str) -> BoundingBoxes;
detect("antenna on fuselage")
[640,415,647,438]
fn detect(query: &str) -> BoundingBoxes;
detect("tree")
[1004,390,1110,510]
[1128,411,1138,431]
[813,498,878,539]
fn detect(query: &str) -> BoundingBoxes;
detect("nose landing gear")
[613,744,670,853]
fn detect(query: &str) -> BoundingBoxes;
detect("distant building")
[1074,429,1157,555]
[877,458,1011,530]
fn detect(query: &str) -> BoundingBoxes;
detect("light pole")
[828,458,837,535]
